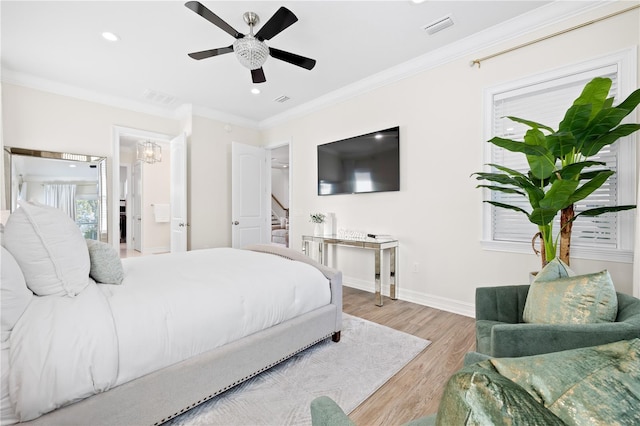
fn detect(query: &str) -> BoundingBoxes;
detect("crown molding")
[0,68,260,128]
[258,0,614,130]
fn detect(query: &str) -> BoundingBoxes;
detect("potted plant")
[310,212,326,236]
[474,77,640,267]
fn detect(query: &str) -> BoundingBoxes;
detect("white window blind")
[483,51,636,262]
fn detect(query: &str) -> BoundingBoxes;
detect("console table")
[301,235,398,306]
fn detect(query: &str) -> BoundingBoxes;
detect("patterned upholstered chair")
[475,285,640,357]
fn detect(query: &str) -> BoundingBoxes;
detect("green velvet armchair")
[311,339,640,426]
[475,285,640,357]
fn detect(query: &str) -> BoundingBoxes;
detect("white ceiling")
[3,1,596,126]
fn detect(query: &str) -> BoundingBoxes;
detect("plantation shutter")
[490,66,620,249]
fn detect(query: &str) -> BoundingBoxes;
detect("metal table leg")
[374,248,383,306]
[390,246,397,300]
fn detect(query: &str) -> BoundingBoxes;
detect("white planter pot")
[314,223,324,236]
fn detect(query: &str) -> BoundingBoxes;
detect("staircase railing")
[271,194,289,218]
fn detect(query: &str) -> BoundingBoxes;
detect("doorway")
[269,144,290,248]
[111,126,186,256]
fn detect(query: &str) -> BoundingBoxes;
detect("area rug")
[167,314,430,425]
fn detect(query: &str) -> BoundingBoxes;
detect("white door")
[170,133,188,252]
[132,162,142,252]
[231,142,268,248]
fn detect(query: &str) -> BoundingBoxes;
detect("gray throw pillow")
[86,239,124,285]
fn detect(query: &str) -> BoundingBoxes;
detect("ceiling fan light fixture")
[233,35,269,70]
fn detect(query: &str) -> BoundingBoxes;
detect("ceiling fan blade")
[251,68,267,84]
[185,1,243,39]
[188,45,234,60]
[255,7,298,41]
[269,47,316,70]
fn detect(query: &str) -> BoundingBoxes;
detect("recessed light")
[69,164,77,168]
[375,134,383,139]
[251,87,261,95]
[102,31,119,42]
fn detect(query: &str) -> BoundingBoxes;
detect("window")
[482,50,637,262]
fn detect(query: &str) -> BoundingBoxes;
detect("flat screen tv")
[317,126,400,196]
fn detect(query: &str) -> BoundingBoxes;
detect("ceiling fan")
[185,1,317,84]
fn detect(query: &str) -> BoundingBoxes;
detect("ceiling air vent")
[274,95,290,103]
[143,89,177,107]
[422,15,454,35]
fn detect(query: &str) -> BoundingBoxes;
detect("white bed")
[1,202,342,425]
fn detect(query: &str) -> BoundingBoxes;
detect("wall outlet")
[412,262,419,273]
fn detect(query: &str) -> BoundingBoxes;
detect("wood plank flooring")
[342,286,476,425]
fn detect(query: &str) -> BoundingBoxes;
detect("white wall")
[261,3,640,315]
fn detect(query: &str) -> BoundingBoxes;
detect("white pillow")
[2,202,90,297]
[0,247,33,344]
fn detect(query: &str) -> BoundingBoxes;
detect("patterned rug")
[167,314,430,425]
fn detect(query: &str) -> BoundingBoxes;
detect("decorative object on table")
[473,77,640,267]
[324,212,336,236]
[310,212,325,236]
[337,229,367,241]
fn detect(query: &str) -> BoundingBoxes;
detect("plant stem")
[538,224,555,267]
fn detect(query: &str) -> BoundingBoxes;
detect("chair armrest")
[490,322,640,357]
[310,396,355,426]
[476,285,530,323]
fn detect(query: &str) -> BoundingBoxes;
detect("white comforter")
[7,248,331,422]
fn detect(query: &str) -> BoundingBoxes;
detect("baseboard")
[343,277,475,318]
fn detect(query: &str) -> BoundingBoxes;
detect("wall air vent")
[422,15,454,35]
[274,95,291,103]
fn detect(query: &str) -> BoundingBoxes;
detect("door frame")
[111,126,175,251]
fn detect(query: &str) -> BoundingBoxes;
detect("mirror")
[3,147,108,242]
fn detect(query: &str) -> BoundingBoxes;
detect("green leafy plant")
[474,77,640,267]
[309,213,326,224]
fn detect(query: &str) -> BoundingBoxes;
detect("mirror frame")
[3,146,109,242]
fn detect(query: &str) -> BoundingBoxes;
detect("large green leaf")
[558,104,591,133]
[616,86,640,114]
[571,77,611,120]
[546,131,577,159]
[557,161,605,180]
[476,185,525,196]
[580,107,631,143]
[574,205,636,218]
[472,172,520,187]
[581,123,640,157]
[484,201,530,217]
[505,116,555,133]
[529,207,558,226]
[539,179,580,210]
[486,163,526,178]
[488,137,553,156]
[567,170,615,204]
[525,129,555,179]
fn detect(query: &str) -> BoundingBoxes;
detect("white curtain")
[44,184,77,220]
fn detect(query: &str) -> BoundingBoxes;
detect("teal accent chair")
[475,285,640,357]
[310,340,640,426]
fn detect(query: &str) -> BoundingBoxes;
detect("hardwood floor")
[342,286,476,425]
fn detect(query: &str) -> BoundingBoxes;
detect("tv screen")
[317,126,400,196]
